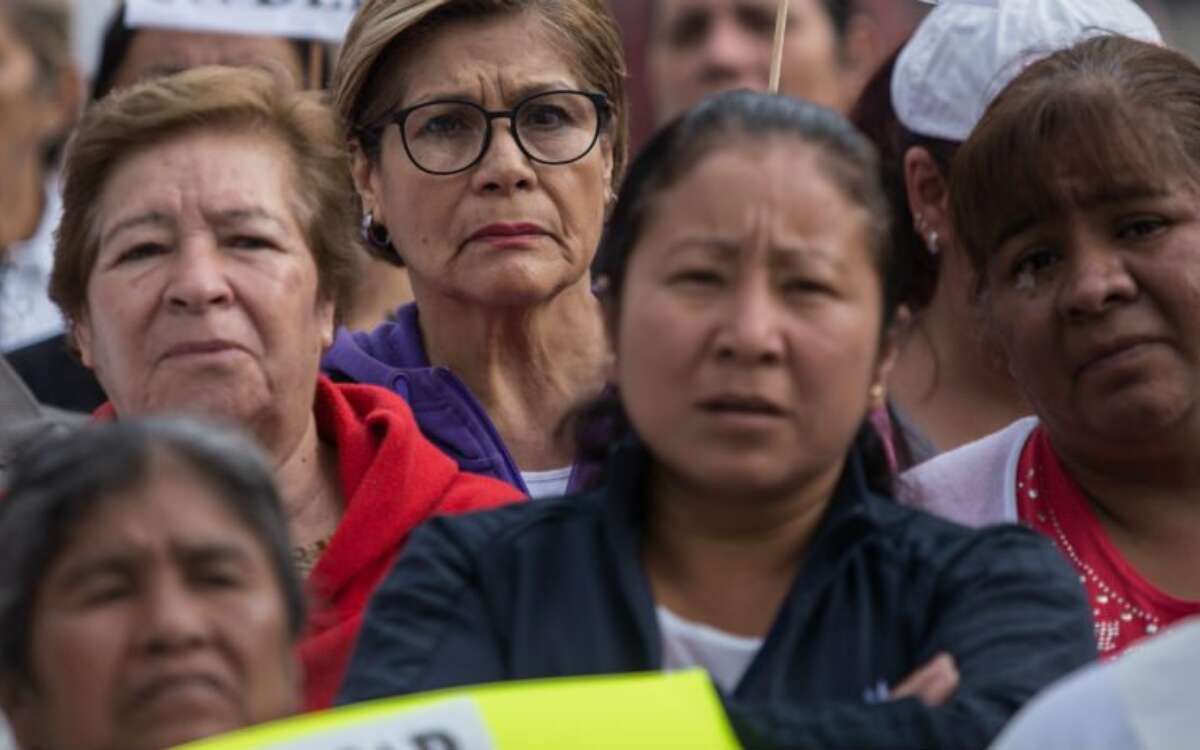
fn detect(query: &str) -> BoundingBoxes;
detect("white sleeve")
[989,663,1142,750]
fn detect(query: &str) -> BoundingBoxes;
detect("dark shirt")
[6,334,106,413]
[341,441,1096,749]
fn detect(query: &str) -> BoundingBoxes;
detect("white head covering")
[892,0,1163,142]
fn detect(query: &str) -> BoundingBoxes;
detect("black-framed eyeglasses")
[373,89,610,176]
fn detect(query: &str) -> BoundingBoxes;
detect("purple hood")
[322,304,595,495]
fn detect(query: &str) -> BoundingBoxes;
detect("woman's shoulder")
[871,486,1061,577]
[322,304,431,383]
[408,490,609,563]
[895,417,1039,527]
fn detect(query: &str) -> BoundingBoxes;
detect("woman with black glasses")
[323,0,629,497]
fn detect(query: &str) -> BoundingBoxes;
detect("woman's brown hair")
[951,35,1200,289]
[51,66,361,334]
[333,0,629,183]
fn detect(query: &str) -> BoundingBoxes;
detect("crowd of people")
[2,0,1199,748]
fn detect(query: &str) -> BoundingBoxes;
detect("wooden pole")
[768,0,791,94]
[308,41,324,89]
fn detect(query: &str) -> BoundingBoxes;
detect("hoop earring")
[361,210,392,250]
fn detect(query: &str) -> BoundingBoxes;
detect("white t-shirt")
[0,715,15,750]
[991,617,1200,750]
[0,179,64,352]
[519,466,573,499]
[657,606,763,694]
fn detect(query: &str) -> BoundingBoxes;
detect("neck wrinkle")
[273,409,343,548]
[415,276,607,470]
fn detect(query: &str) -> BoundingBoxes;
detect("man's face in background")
[648,0,872,124]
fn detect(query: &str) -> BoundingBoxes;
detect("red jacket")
[96,377,525,709]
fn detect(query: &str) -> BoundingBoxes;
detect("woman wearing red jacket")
[49,65,523,709]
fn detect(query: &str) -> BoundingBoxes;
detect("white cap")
[892,0,1163,142]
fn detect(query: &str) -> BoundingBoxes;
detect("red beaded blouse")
[1016,427,1200,656]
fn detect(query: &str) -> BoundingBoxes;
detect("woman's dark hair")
[90,4,322,102]
[583,89,898,494]
[849,46,958,313]
[953,35,1200,288]
[0,418,306,685]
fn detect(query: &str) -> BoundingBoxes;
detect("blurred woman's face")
[0,11,60,170]
[649,0,847,125]
[614,140,890,497]
[112,30,305,91]
[982,172,1200,452]
[356,11,614,309]
[75,129,335,438]
[6,459,298,750]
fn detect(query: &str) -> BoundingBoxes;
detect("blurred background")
[66,0,1196,151]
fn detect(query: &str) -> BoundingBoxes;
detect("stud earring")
[869,383,886,406]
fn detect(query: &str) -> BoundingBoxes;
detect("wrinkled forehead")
[361,9,586,124]
[119,29,303,87]
[652,0,790,18]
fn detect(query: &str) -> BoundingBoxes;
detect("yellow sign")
[173,669,742,750]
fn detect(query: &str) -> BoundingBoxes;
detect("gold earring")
[869,383,885,406]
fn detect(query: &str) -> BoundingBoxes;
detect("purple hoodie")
[322,304,594,495]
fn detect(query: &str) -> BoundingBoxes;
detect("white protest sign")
[209,697,496,750]
[125,0,360,43]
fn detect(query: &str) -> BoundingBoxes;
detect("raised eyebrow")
[995,216,1038,251]
[510,81,578,102]
[1076,185,1171,210]
[174,542,254,568]
[664,237,742,258]
[101,211,172,248]
[409,80,577,108]
[54,554,136,592]
[769,244,844,269]
[736,1,787,22]
[206,208,285,231]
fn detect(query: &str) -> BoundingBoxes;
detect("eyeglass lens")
[402,92,600,174]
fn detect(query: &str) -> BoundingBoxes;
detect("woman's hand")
[891,652,960,707]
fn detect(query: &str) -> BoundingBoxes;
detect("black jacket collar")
[596,438,898,672]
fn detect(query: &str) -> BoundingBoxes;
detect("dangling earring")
[925,230,941,257]
[361,210,392,250]
[869,383,886,407]
[916,214,940,257]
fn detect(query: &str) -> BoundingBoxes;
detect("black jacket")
[341,443,1096,749]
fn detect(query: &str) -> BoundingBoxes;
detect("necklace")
[293,536,331,578]
[1018,431,1172,656]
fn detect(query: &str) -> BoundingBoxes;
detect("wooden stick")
[768,0,791,93]
[308,41,323,89]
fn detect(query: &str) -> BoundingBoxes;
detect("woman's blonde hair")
[333,0,629,182]
[50,66,361,333]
